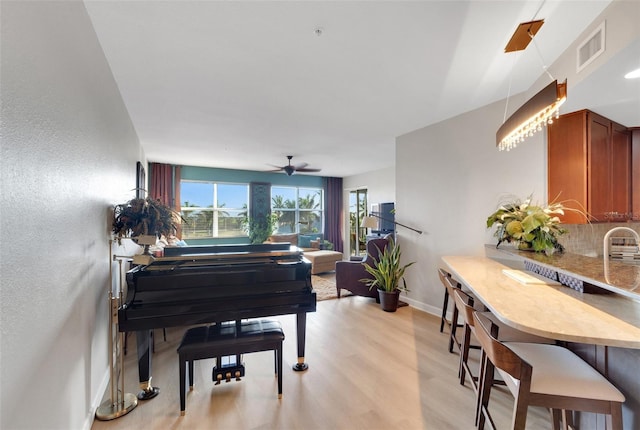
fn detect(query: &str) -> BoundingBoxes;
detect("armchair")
[335,237,390,302]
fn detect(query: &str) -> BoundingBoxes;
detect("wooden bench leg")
[179,355,187,416]
[439,289,449,333]
[277,341,283,399]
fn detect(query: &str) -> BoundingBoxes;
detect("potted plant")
[486,195,567,254]
[359,236,415,312]
[242,213,278,244]
[112,197,179,262]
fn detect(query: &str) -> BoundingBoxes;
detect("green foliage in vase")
[112,197,179,242]
[321,240,334,251]
[486,195,567,254]
[242,213,278,244]
[360,236,415,292]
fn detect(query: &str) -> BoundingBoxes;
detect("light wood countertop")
[442,255,640,349]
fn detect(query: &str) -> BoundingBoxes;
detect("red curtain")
[150,163,180,209]
[150,163,182,237]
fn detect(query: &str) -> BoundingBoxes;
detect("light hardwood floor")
[91,296,552,430]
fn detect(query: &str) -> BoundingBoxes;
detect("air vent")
[577,21,605,73]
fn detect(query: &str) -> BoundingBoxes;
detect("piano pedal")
[212,363,245,384]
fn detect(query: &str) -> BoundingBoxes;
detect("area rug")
[311,273,351,301]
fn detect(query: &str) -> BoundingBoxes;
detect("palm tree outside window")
[271,186,323,234]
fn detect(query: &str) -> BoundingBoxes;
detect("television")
[371,202,394,235]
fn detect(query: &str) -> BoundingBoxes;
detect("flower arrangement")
[486,195,566,254]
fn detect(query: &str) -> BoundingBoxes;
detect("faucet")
[603,227,640,259]
[603,227,640,287]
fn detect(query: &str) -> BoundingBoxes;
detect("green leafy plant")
[359,236,415,292]
[242,213,278,244]
[486,195,567,254]
[321,239,334,251]
[112,197,179,243]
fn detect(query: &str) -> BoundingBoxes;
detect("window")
[180,181,248,239]
[271,186,323,234]
[349,189,368,256]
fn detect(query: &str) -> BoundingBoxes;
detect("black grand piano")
[118,243,316,400]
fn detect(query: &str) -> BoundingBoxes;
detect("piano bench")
[177,319,285,416]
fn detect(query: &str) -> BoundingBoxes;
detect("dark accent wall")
[250,182,271,229]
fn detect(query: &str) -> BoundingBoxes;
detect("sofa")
[265,233,343,275]
[335,236,390,301]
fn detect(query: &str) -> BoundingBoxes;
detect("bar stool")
[473,311,625,430]
[437,268,456,333]
[437,268,464,353]
[451,288,553,392]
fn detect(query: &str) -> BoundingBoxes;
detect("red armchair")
[335,237,390,301]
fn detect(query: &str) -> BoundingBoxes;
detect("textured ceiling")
[84,1,637,177]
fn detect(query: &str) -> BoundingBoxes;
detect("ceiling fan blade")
[265,157,320,174]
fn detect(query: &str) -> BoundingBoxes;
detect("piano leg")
[293,312,309,371]
[136,330,160,400]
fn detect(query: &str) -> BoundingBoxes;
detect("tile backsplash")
[558,222,640,256]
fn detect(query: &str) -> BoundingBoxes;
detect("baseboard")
[84,366,111,430]
[400,296,441,317]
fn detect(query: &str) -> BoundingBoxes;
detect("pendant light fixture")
[496,17,568,151]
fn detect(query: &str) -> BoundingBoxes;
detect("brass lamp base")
[95,393,137,421]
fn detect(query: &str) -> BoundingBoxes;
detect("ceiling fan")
[268,155,321,176]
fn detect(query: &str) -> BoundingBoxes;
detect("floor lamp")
[361,214,423,235]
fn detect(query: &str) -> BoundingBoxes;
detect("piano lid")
[141,243,304,271]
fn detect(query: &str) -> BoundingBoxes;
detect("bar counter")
[442,255,640,349]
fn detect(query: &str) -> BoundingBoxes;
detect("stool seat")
[177,319,285,415]
[474,312,624,430]
[178,320,284,357]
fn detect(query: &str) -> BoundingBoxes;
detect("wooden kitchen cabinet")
[548,109,631,224]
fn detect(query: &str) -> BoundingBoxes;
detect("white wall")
[0,2,141,429]
[395,93,541,313]
[343,166,395,207]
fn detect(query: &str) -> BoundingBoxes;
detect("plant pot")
[377,289,400,312]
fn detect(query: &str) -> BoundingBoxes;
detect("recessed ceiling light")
[624,67,640,79]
